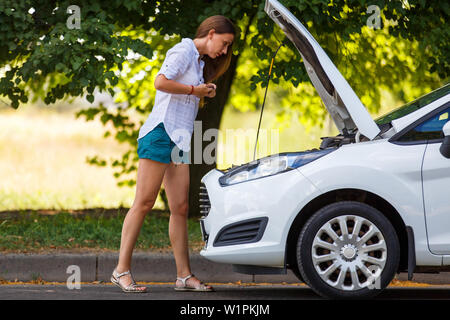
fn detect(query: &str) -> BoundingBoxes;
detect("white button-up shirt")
[138,38,205,152]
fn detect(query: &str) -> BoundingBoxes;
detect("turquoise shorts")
[137,122,186,164]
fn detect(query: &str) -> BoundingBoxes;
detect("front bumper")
[198,167,319,267]
[199,217,208,242]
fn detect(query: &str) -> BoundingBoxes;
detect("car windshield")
[375,83,450,125]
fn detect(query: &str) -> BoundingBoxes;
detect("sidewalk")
[1,252,450,285]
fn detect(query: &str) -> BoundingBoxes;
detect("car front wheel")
[297,201,400,299]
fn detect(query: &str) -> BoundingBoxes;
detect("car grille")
[213,217,268,247]
[199,183,211,217]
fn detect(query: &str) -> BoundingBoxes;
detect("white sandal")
[111,269,147,293]
[174,274,214,292]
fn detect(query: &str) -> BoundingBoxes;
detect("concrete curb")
[1,252,450,285]
[0,252,296,283]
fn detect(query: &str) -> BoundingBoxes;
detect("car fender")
[295,141,442,266]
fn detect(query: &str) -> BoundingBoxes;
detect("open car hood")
[264,0,380,140]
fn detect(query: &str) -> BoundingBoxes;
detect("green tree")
[1,0,448,217]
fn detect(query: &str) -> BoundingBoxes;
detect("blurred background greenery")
[0,0,447,214]
[0,84,409,211]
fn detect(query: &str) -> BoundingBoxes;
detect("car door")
[420,106,450,254]
[391,103,450,255]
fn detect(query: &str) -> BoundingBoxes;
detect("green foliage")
[227,1,445,129]
[0,0,448,188]
[0,0,154,109]
[0,211,203,251]
[1,0,448,109]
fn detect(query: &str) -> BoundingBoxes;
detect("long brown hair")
[195,15,236,84]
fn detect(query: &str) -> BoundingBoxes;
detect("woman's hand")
[155,75,217,99]
[193,83,216,98]
[205,83,216,98]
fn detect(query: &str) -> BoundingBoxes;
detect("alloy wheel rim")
[311,215,387,291]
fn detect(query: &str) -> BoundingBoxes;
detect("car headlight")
[219,149,335,186]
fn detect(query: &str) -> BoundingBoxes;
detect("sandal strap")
[114,270,131,279]
[125,282,141,291]
[114,270,137,285]
[176,274,194,286]
[113,269,145,292]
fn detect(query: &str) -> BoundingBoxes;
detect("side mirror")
[440,121,450,158]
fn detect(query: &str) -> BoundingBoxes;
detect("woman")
[111,15,235,293]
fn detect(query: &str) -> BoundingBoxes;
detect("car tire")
[290,263,305,283]
[297,201,400,299]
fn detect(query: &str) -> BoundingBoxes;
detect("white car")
[199,0,450,299]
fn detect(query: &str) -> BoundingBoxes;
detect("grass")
[0,209,204,253]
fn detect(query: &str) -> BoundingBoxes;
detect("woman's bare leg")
[115,158,170,288]
[163,162,191,276]
[163,162,212,289]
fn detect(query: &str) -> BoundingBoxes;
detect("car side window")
[398,107,450,142]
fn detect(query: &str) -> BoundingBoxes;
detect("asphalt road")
[2,283,449,319]
[1,283,450,300]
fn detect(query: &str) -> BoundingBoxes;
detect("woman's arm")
[154,74,216,98]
